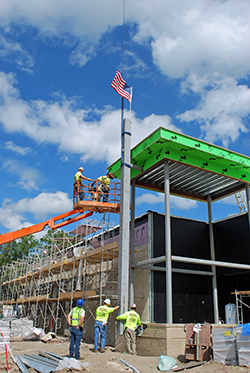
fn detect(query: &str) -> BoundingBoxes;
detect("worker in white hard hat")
[92,298,119,353]
[116,303,141,355]
[74,167,91,201]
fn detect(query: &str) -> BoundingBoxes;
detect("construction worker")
[67,299,85,360]
[74,167,91,201]
[93,298,119,352]
[97,172,114,202]
[116,303,141,355]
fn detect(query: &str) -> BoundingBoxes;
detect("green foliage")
[0,235,39,267]
[40,229,71,249]
[0,229,72,275]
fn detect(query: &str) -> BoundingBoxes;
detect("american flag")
[111,70,132,103]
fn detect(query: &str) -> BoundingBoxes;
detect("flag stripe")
[111,70,132,103]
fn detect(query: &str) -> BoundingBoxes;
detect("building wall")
[214,212,250,323]
[152,212,214,324]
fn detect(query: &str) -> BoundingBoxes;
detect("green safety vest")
[117,310,141,330]
[71,307,84,327]
[96,305,114,322]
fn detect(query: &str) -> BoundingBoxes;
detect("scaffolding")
[0,214,119,339]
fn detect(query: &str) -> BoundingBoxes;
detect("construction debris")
[23,328,45,341]
[41,332,67,343]
[15,351,90,372]
[120,358,141,373]
[172,361,205,371]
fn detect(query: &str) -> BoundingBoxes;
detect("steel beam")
[117,118,131,334]
[207,195,219,323]
[164,161,172,323]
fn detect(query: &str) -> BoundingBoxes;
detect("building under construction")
[1,127,250,356]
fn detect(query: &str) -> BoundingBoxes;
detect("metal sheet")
[108,127,250,202]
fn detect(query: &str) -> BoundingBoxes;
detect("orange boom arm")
[0,210,93,246]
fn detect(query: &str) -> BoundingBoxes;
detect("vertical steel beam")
[118,118,131,334]
[245,184,250,229]
[148,211,154,323]
[164,161,172,323]
[207,195,219,323]
[130,179,135,305]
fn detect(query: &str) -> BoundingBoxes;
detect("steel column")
[246,184,250,229]
[207,195,219,324]
[164,161,172,323]
[117,118,131,334]
[130,179,135,305]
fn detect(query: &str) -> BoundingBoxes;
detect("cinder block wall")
[115,324,186,358]
[133,243,149,321]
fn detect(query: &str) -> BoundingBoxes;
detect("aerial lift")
[0,180,120,246]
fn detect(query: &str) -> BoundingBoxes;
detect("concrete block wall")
[133,243,150,322]
[115,323,186,359]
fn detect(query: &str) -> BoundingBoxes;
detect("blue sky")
[0,0,250,239]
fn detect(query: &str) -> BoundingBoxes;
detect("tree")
[40,229,71,250]
[0,235,39,267]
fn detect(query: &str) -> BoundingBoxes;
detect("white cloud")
[132,0,250,80]
[136,192,197,210]
[0,191,72,232]
[1,157,40,190]
[177,77,250,146]
[4,140,31,155]
[136,192,164,205]
[0,71,181,165]
[69,42,96,67]
[0,35,34,71]
[170,195,197,210]
[220,191,246,206]
[0,0,249,146]
[0,0,248,80]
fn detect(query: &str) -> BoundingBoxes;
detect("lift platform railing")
[73,180,121,206]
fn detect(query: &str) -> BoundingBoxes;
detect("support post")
[118,118,131,334]
[207,195,219,323]
[245,184,250,229]
[164,161,172,323]
[130,179,135,305]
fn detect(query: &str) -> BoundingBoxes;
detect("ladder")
[235,290,243,324]
[235,192,248,213]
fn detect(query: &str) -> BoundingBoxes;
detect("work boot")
[100,349,105,353]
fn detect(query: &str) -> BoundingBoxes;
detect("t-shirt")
[116,310,141,330]
[96,305,115,322]
[69,308,85,317]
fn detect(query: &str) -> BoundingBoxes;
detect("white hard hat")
[131,303,137,308]
[78,167,84,171]
[104,298,111,305]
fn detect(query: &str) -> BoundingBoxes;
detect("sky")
[0,0,250,240]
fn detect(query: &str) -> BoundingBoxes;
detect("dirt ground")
[1,339,250,373]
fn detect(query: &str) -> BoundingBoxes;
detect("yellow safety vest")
[98,176,110,186]
[74,172,82,185]
[71,307,84,327]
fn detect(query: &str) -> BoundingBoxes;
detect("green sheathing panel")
[108,127,250,183]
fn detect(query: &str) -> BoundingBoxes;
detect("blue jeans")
[94,320,107,350]
[75,185,85,201]
[69,326,83,359]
